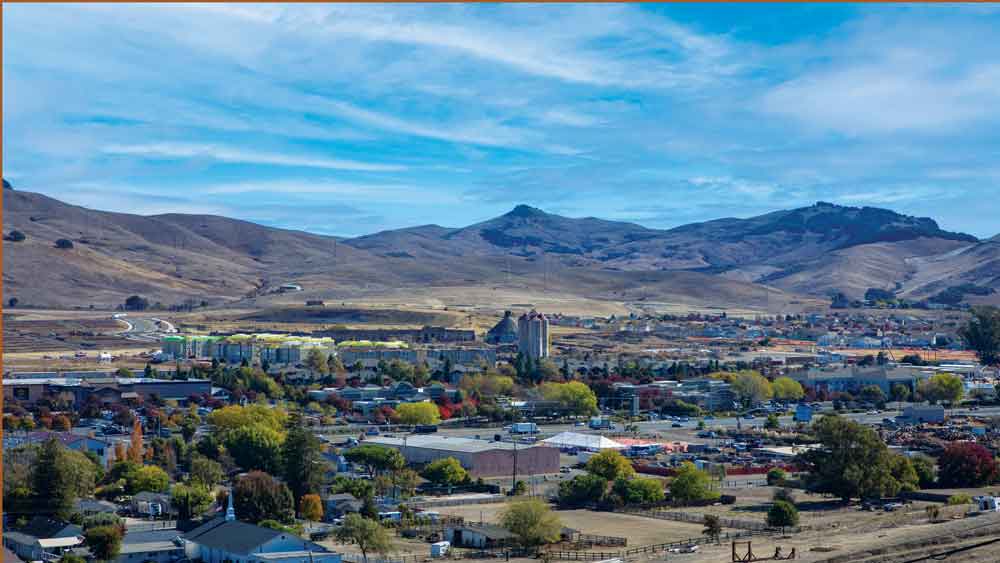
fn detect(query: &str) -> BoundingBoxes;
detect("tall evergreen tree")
[282,418,325,505]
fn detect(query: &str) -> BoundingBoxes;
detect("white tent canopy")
[542,432,626,450]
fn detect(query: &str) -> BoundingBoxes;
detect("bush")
[925,505,941,521]
[938,443,997,487]
[557,474,607,507]
[766,468,787,486]
[767,500,799,530]
[772,488,796,505]
[55,238,74,249]
[948,494,972,506]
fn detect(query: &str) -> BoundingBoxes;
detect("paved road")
[115,314,164,342]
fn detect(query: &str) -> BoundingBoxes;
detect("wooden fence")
[409,495,509,509]
[542,529,781,561]
[616,507,799,534]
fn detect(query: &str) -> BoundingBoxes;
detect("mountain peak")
[504,204,547,219]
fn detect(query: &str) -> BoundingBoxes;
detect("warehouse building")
[365,435,560,478]
[3,376,211,407]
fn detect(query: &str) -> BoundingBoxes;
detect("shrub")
[772,488,796,505]
[925,505,941,521]
[938,443,998,487]
[948,494,972,506]
[766,468,788,486]
[767,500,799,530]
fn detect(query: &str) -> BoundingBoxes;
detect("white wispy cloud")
[101,142,406,172]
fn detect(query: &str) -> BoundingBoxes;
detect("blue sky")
[4,3,1000,238]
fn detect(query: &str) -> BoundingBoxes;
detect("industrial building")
[365,435,560,478]
[517,310,550,359]
[3,376,211,407]
[485,311,518,345]
[161,333,336,364]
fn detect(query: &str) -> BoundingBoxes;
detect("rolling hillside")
[3,181,996,310]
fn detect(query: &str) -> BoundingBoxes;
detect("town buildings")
[366,435,560,478]
[3,376,211,407]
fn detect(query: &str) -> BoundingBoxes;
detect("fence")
[342,554,423,563]
[723,478,768,489]
[125,520,177,532]
[574,533,628,548]
[542,529,781,561]
[409,495,509,509]
[617,507,798,534]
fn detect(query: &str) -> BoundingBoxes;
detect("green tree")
[282,421,326,504]
[343,445,405,477]
[32,438,96,518]
[585,450,635,481]
[959,307,1000,366]
[766,468,787,486]
[764,413,780,429]
[207,404,288,434]
[225,425,284,474]
[890,455,920,493]
[172,484,213,521]
[611,477,664,506]
[190,456,224,487]
[859,385,886,405]
[890,383,911,405]
[421,457,467,487]
[767,500,799,531]
[233,471,295,524]
[557,474,607,507]
[911,455,937,488]
[669,462,719,505]
[499,499,563,549]
[336,514,392,563]
[306,347,330,375]
[702,515,722,543]
[919,373,964,405]
[84,526,123,562]
[540,381,599,416]
[800,415,901,502]
[772,377,804,401]
[732,371,773,407]
[132,466,170,493]
[396,402,441,425]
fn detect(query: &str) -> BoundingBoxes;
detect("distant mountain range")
[4,181,999,311]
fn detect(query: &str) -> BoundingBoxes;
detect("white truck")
[589,416,615,430]
[510,422,538,434]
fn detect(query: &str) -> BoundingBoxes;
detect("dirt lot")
[427,493,1000,563]
[437,502,713,548]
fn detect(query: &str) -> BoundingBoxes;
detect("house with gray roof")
[2,517,83,562]
[182,498,340,563]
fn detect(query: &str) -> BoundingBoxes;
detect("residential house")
[132,492,175,518]
[2,517,83,562]
[321,494,363,521]
[444,524,514,549]
[182,497,340,563]
[116,530,185,563]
